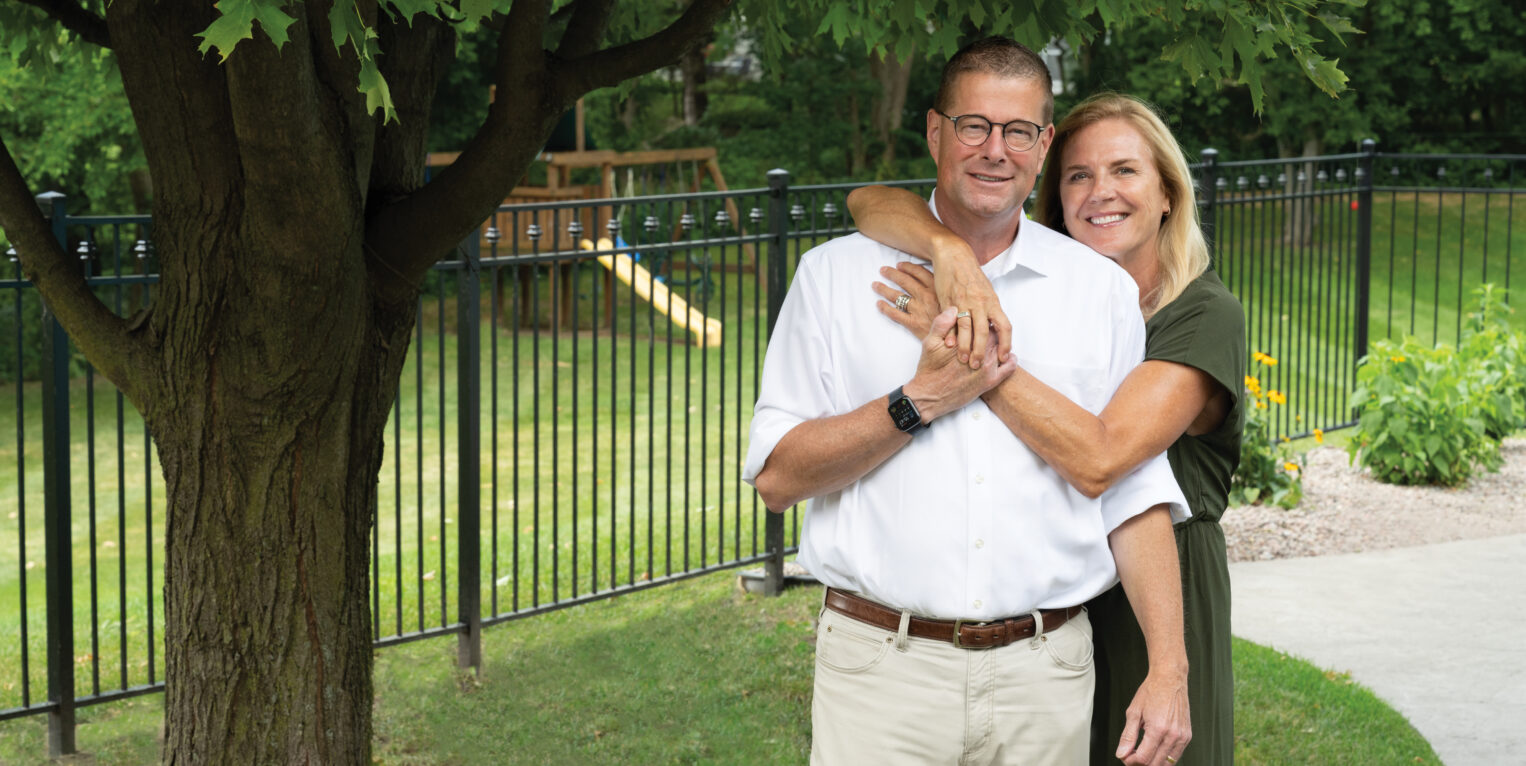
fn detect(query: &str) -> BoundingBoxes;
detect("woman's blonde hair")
[1033,93,1209,318]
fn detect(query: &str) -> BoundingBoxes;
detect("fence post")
[37,191,76,756]
[761,169,790,597]
[456,235,483,671]
[1198,148,1219,257]
[1354,139,1377,368]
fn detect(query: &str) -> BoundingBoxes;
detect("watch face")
[888,395,921,431]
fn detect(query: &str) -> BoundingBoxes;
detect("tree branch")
[499,0,549,84]
[555,0,615,60]
[13,0,112,47]
[556,0,732,95]
[362,0,733,301]
[0,133,151,403]
[363,1,564,302]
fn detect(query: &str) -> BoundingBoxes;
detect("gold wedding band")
[955,310,971,319]
[1166,756,1177,764]
[895,294,911,313]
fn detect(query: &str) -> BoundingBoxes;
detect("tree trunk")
[868,45,915,175]
[100,2,426,762]
[151,218,414,763]
[680,43,708,126]
[1280,134,1322,246]
[849,93,865,177]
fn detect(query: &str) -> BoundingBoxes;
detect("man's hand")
[874,263,941,338]
[1115,667,1191,766]
[903,307,1016,421]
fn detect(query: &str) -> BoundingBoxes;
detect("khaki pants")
[810,602,1094,765]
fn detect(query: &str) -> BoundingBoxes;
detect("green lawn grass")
[0,569,1439,765]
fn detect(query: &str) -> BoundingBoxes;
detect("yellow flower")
[1280,435,1290,443]
[1263,355,1279,367]
[1268,390,1286,405]
[1252,351,1269,364]
[1313,428,1324,444]
[1390,355,1406,363]
[1256,400,1267,410]
[1284,462,1300,473]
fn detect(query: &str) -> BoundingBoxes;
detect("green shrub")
[1229,351,1305,508]
[1347,339,1501,486]
[1458,284,1526,439]
[1348,285,1525,486]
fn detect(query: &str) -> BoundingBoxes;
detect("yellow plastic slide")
[581,238,723,347]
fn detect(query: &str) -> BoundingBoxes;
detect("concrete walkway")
[1230,534,1526,766]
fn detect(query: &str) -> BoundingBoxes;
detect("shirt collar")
[928,189,1054,280]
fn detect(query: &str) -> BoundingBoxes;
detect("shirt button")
[972,411,983,420]
[975,539,985,549]
[973,599,983,609]
[974,474,985,484]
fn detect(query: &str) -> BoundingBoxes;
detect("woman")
[846,93,1244,765]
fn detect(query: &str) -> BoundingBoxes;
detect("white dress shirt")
[742,200,1189,621]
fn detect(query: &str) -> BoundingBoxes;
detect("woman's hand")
[928,242,1011,369]
[874,262,944,343]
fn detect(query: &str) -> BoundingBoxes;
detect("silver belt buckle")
[950,618,994,650]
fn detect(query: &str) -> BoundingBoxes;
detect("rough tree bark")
[0,0,732,762]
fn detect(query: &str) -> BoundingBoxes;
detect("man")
[743,38,1192,765]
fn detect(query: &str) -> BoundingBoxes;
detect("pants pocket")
[816,608,892,674]
[1042,617,1095,672]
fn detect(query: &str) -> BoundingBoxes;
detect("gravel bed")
[1222,437,1526,562]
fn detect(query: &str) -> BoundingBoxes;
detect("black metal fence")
[1202,144,1525,438]
[2,148,1523,753]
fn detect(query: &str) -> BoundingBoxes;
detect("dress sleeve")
[1146,279,1247,419]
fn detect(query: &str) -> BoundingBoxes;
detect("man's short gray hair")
[933,36,1053,124]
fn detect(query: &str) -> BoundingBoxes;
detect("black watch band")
[887,385,928,433]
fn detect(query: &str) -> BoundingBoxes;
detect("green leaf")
[358,58,396,121]
[458,0,498,24]
[195,0,298,61]
[1300,55,1350,97]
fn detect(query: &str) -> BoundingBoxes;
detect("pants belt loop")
[1029,609,1046,648]
[894,610,912,652]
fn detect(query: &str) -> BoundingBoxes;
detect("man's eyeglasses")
[938,111,1045,152]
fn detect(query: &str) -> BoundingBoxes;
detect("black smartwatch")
[887,385,928,433]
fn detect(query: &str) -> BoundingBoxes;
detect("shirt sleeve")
[1096,275,1191,530]
[742,255,835,486]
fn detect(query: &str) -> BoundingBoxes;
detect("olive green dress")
[1088,269,1246,765]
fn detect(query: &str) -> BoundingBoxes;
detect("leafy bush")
[1458,284,1526,439]
[1348,285,1525,486]
[1230,351,1305,508]
[1347,340,1501,486]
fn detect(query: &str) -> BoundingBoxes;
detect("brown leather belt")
[824,587,1083,650]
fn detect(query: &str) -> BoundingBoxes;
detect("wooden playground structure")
[427,137,752,346]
